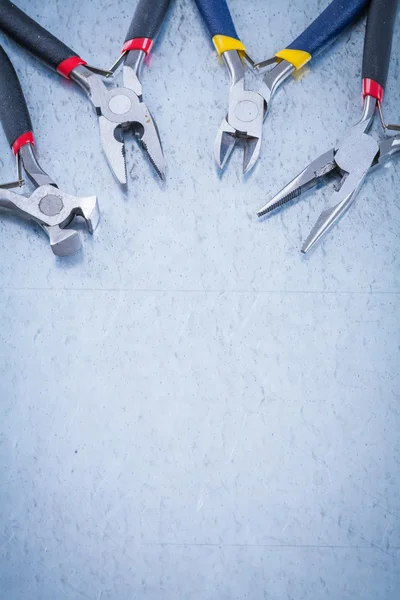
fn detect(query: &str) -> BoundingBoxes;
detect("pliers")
[194,0,370,174]
[257,0,399,254]
[0,44,99,256]
[0,1,165,185]
[109,0,171,180]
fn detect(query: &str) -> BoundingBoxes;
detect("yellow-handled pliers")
[194,0,370,175]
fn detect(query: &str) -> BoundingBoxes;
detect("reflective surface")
[0,1,399,598]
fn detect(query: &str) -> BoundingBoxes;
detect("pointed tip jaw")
[214,120,236,171]
[98,116,127,185]
[136,109,166,180]
[243,136,261,174]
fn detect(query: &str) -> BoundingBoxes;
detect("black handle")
[125,0,172,43]
[362,0,398,89]
[0,44,32,149]
[0,1,79,72]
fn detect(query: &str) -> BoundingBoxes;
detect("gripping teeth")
[257,186,302,217]
[122,142,127,177]
[140,139,163,180]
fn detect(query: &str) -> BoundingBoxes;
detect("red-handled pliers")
[109,0,172,181]
[0,44,99,255]
[258,0,400,254]
[0,1,165,186]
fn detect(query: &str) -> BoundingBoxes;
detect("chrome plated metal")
[123,49,146,97]
[0,183,99,255]
[377,101,400,132]
[19,143,55,188]
[258,59,295,105]
[215,50,266,173]
[0,153,24,189]
[71,63,165,184]
[1,142,99,255]
[216,54,295,174]
[258,95,399,253]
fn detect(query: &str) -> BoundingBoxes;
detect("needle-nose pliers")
[257,0,399,254]
[0,1,165,185]
[0,45,99,255]
[193,0,370,174]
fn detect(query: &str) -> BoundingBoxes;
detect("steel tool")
[109,0,171,180]
[194,0,369,174]
[257,0,399,254]
[0,45,99,256]
[0,1,165,185]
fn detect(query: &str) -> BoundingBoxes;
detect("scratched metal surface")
[0,0,399,598]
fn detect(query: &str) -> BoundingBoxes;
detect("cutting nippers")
[257,0,399,254]
[0,1,165,185]
[194,0,370,174]
[0,45,99,255]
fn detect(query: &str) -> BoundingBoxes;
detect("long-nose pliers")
[257,0,399,254]
[0,44,99,255]
[0,1,165,185]
[193,0,370,174]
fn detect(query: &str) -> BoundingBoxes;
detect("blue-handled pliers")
[193,0,370,175]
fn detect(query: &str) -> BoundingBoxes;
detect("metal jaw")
[257,58,295,105]
[379,133,400,162]
[257,95,391,253]
[215,52,294,174]
[71,61,165,185]
[0,145,100,256]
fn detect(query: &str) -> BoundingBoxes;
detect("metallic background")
[1,0,399,598]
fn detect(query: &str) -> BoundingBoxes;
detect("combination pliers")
[194,0,370,174]
[110,0,172,178]
[0,44,99,256]
[258,0,399,254]
[0,1,166,185]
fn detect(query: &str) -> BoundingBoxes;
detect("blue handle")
[193,0,239,39]
[288,0,369,56]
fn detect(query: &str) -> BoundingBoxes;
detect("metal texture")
[258,95,400,253]
[7,143,99,255]
[0,1,400,598]
[71,62,165,184]
[0,181,99,255]
[215,52,294,174]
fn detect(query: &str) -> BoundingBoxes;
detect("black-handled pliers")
[0,1,165,186]
[109,0,171,181]
[258,0,400,254]
[0,44,99,256]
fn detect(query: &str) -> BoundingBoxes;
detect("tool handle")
[194,0,238,39]
[0,2,87,78]
[0,44,34,152]
[276,0,368,70]
[124,0,172,53]
[362,0,398,98]
[193,0,245,55]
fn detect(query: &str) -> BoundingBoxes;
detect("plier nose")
[0,0,168,187]
[0,45,100,255]
[194,0,370,176]
[194,0,266,174]
[257,0,399,254]
[214,50,265,173]
[105,0,173,183]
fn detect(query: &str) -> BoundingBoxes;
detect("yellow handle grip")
[275,49,311,70]
[212,35,246,56]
